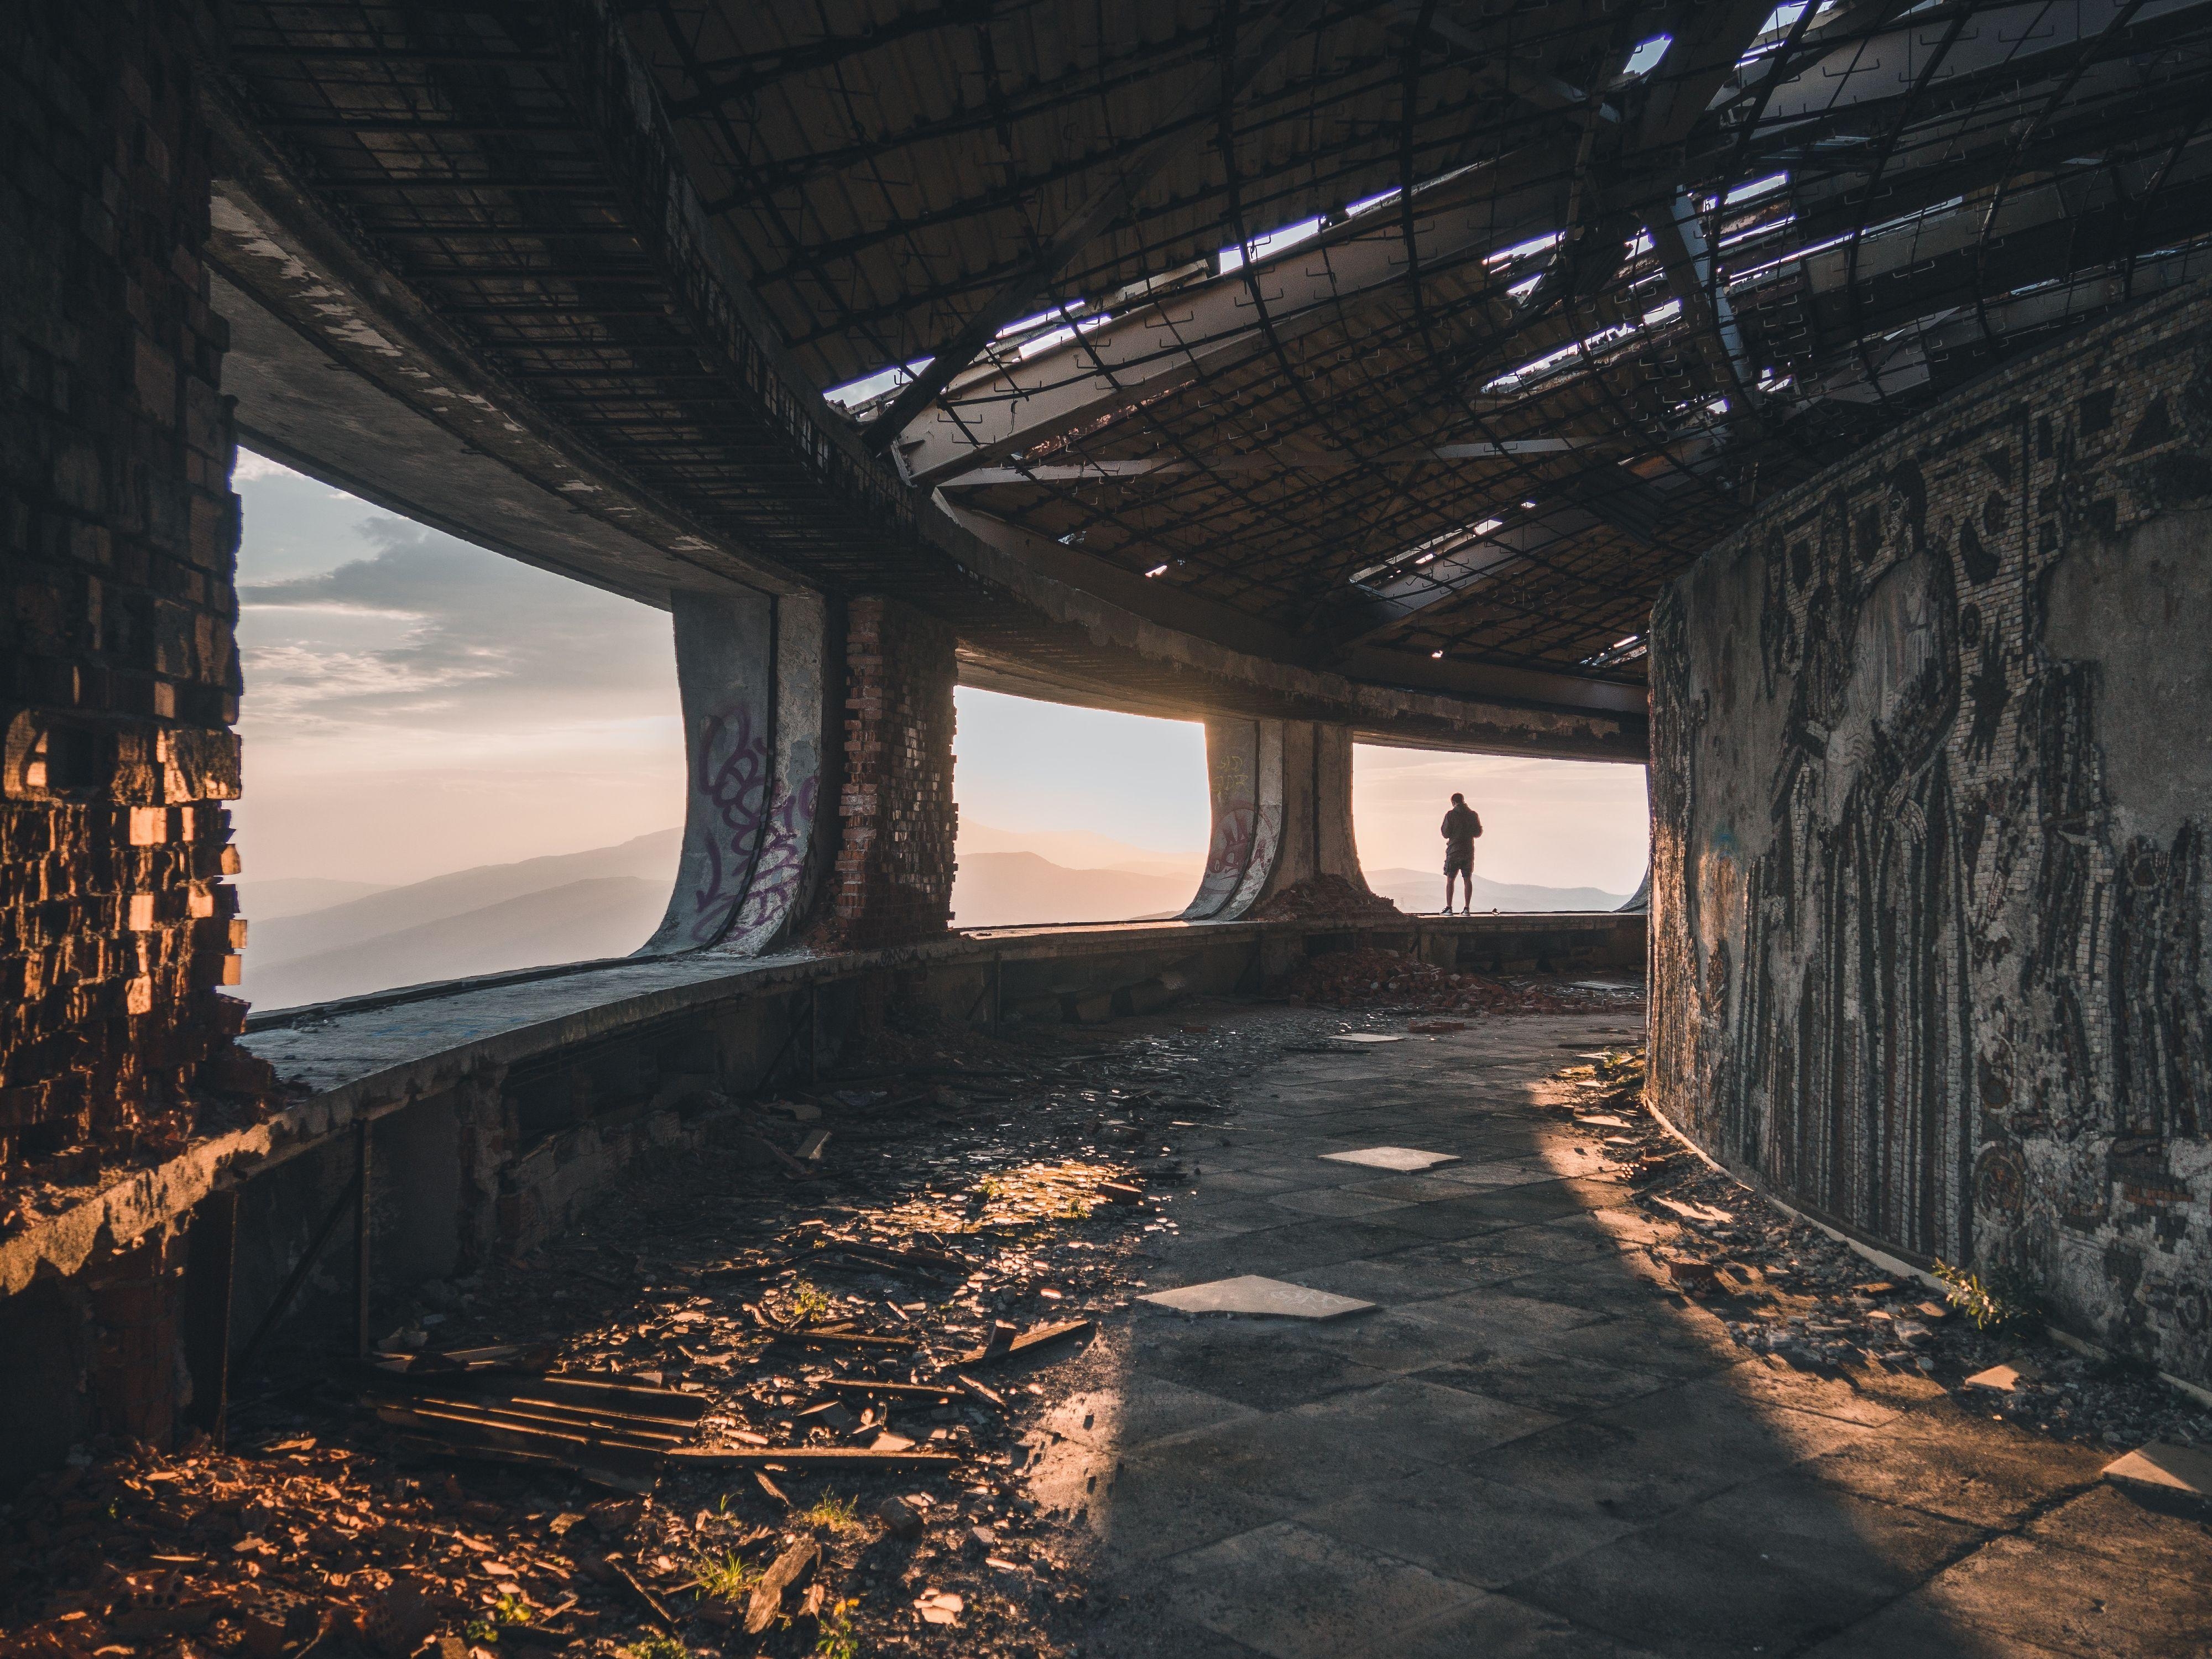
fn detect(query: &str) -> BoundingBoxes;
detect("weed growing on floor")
[798,1491,862,1533]
[1933,1259,2042,1335]
[781,1277,833,1323]
[622,1637,688,1659]
[695,1548,761,1600]
[813,1598,860,1657]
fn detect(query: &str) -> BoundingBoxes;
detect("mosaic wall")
[1651,281,2212,1383]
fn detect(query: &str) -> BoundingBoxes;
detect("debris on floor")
[1546,1047,2212,1458]
[1268,946,1646,1016]
[0,996,1448,1659]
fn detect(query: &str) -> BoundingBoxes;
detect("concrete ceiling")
[201,0,2212,754]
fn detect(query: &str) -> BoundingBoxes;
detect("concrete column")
[640,590,828,956]
[1185,719,1383,919]
[812,597,958,948]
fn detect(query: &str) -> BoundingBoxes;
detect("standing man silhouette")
[1441,792,1483,914]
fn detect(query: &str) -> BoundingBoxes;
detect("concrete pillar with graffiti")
[638,589,829,957]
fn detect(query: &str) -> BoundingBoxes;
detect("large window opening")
[1352,745,1648,914]
[950,690,1207,926]
[229,452,684,1010]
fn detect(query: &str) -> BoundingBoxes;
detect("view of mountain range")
[233,826,1628,1011]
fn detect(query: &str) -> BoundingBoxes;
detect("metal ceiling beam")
[859,0,1329,453]
[891,152,1571,484]
[935,438,1585,485]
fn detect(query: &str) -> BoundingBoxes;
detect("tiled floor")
[1032,1014,2212,1658]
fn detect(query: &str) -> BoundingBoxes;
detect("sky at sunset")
[228,453,1649,891]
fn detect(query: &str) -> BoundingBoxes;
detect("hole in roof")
[1621,34,1672,78]
[825,359,928,413]
[1219,215,1325,275]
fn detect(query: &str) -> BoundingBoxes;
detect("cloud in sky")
[231,460,685,883]
[238,514,676,737]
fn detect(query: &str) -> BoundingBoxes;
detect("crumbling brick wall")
[811,597,957,950]
[1,0,255,1184]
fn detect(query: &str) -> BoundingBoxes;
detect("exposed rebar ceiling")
[216,0,2212,707]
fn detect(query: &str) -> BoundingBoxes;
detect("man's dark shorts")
[1444,849,1473,875]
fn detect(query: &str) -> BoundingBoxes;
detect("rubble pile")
[1553,1052,2212,1452]
[0,1002,1353,1659]
[1269,946,1644,1016]
[1244,875,1400,921]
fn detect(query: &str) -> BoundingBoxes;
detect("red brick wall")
[0,1,254,1181]
[812,597,957,950]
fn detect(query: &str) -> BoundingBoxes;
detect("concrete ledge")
[1,913,1642,1300]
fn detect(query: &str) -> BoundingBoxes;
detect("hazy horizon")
[230,452,1648,900]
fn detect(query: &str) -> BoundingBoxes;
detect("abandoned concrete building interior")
[4,0,2212,1653]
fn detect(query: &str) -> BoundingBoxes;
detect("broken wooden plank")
[816,1376,964,1402]
[369,1399,671,1460]
[830,1240,971,1275]
[953,1374,1008,1409]
[376,1398,690,1451]
[745,1538,818,1635]
[951,1318,1095,1368]
[488,1373,712,1419]
[609,1556,675,1631]
[665,1446,962,1469]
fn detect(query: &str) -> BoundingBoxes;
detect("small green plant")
[693,1548,761,1601]
[1933,1259,2042,1335]
[461,1620,500,1645]
[492,1595,532,1626]
[782,1277,833,1323]
[797,1491,862,1533]
[973,1175,1008,1199]
[621,1637,688,1659]
[813,1598,860,1658]
[1056,1197,1093,1221]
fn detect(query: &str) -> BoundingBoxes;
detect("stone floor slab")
[1322,1145,1463,1171]
[1141,1274,1376,1319]
[1158,1520,1485,1659]
[1300,1467,1641,1589]
[1895,1533,2212,1658]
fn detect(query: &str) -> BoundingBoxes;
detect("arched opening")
[1352,744,1649,914]
[228,453,684,1010]
[950,689,1208,926]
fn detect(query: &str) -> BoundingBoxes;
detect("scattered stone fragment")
[744,1538,819,1635]
[2103,1442,2212,1501]
[914,1589,964,1625]
[876,1495,925,1538]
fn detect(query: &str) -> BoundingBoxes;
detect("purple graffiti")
[727,773,820,941]
[685,706,772,945]
[1207,802,1256,878]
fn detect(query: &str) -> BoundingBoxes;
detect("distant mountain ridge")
[233,821,1629,1012]
[1361,868,1631,915]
